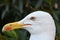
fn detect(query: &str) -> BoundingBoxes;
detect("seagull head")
[2,11,56,34]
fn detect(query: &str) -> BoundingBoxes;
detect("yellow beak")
[2,22,25,32]
[2,21,32,32]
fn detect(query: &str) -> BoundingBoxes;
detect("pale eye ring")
[30,17,35,20]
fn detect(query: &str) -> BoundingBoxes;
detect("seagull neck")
[30,32,55,40]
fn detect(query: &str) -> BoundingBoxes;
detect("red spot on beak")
[5,26,12,31]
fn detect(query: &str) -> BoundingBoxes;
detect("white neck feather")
[30,32,55,40]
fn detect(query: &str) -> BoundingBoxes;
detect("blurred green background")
[0,0,60,40]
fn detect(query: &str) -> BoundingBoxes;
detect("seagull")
[2,11,56,40]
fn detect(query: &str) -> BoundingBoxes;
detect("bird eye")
[30,17,35,20]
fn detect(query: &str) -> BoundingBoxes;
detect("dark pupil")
[30,17,35,20]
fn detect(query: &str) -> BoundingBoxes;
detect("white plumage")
[18,11,56,40]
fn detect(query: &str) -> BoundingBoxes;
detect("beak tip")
[2,27,4,32]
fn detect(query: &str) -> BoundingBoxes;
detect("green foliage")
[1,29,30,40]
[0,34,8,40]
[45,0,52,6]
[4,31,17,40]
